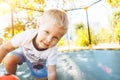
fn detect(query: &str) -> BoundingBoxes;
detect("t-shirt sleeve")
[11,30,29,47]
[47,47,58,65]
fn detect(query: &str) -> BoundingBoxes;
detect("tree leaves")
[106,0,120,8]
[112,11,120,43]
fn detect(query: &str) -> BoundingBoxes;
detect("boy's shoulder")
[25,29,37,34]
[11,29,38,47]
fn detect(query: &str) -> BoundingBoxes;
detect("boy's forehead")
[39,22,66,29]
[39,24,67,35]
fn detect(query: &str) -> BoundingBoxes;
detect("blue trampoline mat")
[0,50,120,80]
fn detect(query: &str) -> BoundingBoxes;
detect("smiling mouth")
[37,42,48,50]
[37,43,48,51]
[42,42,49,47]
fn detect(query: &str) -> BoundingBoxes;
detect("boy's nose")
[46,36,52,43]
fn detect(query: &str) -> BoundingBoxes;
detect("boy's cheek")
[49,42,57,48]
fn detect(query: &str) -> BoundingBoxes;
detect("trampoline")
[1,50,120,80]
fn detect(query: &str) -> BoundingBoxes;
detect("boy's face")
[36,22,66,50]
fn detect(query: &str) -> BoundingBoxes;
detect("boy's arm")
[47,65,56,80]
[0,40,15,63]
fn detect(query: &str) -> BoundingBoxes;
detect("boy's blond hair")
[40,9,68,30]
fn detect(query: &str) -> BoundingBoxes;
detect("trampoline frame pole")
[11,8,14,36]
[84,7,91,45]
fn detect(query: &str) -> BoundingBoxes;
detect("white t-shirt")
[11,29,57,65]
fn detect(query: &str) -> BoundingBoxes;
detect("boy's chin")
[38,47,48,51]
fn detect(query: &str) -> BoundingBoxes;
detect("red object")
[0,74,19,80]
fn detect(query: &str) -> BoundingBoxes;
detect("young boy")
[0,9,68,80]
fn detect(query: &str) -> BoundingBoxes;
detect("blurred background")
[0,0,119,49]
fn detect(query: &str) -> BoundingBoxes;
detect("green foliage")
[34,0,46,5]
[74,23,90,46]
[0,0,45,41]
[95,27,113,43]
[4,21,25,41]
[91,35,98,45]
[57,37,67,47]
[75,29,89,46]
[106,0,120,8]
[75,23,84,30]
[0,0,45,16]
[74,22,99,46]
[112,10,120,43]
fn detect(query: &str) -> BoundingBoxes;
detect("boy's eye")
[44,31,49,34]
[53,37,59,41]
